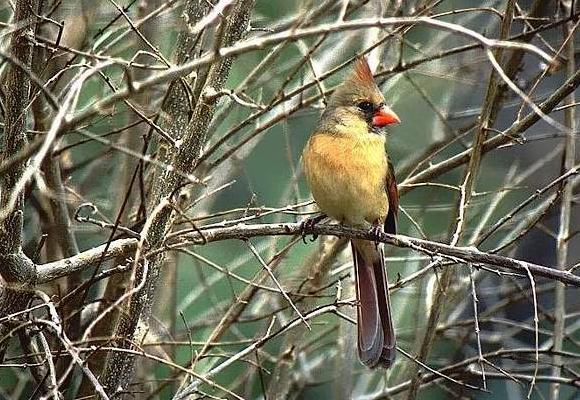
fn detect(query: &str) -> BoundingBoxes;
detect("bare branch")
[163,223,580,287]
[550,9,577,400]
[36,238,138,284]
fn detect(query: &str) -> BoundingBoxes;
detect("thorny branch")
[32,223,580,287]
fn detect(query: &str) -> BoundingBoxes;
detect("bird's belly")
[303,134,388,227]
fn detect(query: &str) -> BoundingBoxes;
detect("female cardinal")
[302,57,400,368]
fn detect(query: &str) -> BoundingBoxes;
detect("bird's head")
[320,57,400,135]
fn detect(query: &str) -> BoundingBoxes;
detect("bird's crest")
[326,55,385,109]
[339,56,384,105]
[352,56,375,86]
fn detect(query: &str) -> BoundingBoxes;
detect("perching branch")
[32,222,580,289]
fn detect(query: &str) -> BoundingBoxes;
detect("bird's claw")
[369,221,383,245]
[300,214,326,243]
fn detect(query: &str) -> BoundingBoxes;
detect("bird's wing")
[384,158,398,234]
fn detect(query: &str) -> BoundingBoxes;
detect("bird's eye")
[357,101,375,112]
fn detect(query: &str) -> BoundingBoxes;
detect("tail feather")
[352,239,395,368]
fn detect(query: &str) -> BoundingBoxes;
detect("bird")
[301,56,400,368]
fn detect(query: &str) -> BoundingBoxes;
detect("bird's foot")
[369,220,383,245]
[300,214,326,243]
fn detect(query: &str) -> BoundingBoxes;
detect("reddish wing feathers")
[353,157,398,368]
[384,160,398,234]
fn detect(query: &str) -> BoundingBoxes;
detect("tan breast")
[302,132,389,227]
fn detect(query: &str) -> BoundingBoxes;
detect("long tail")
[351,239,395,368]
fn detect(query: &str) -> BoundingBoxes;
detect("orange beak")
[372,105,400,127]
